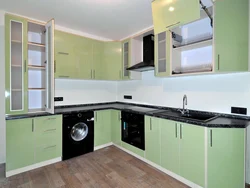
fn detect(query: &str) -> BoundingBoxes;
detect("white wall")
[117,71,250,115]
[55,79,117,106]
[0,10,6,164]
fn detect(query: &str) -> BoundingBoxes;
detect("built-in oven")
[121,111,145,150]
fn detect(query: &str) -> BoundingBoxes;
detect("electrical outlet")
[124,95,132,99]
[54,97,63,102]
[231,107,247,115]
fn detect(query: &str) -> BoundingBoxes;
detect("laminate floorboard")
[0,146,191,188]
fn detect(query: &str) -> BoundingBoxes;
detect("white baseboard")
[6,157,61,177]
[113,143,203,188]
[94,142,113,151]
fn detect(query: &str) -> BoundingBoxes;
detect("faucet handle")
[177,108,185,115]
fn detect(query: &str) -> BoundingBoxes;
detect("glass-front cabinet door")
[5,14,28,115]
[122,39,130,80]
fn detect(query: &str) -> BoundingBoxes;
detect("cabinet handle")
[210,129,213,147]
[175,123,177,138]
[58,52,69,55]
[150,118,152,130]
[118,113,120,121]
[44,128,56,132]
[166,22,180,29]
[47,117,57,120]
[180,124,182,139]
[218,54,220,70]
[91,70,93,79]
[44,145,56,150]
[54,60,56,73]
[32,119,34,132]
[119,70,122,79]
[96,112,97,122]
[59,76,69,78]
[93,70,95,79]
[24,60,27,72]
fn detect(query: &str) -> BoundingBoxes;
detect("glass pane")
[158,41,166,60]
[123,42,129,77]
[158,59,166,73]
[10,21,23,111]
[46,26,52,109]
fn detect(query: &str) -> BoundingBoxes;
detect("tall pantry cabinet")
[5,14,55,115]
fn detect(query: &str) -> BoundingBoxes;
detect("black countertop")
[6,102,250,128]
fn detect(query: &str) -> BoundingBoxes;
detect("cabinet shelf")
[173,38,213,51]
[28,88,46,91]
[28,42,45,52]
[11,89,22,92]
[11,64,22,68]
[28,65,46,70]
[11,40,22,44]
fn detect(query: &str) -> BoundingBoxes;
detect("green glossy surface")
[54,30,76,78]
[207,128,245,188]
[152,0,200,34]
[111,110,121,146]
[214,0,249,72]
[103,42,122,80]
[5,14,28,115]
[179,123,205,187]
[6,119,34,171]
[160,119,179,174]
[145,116,161,165]
[94,110,112,147]
[154,31,171,77]
[121,142,144,158]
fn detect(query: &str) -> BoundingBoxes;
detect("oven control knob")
[77,113,82,118]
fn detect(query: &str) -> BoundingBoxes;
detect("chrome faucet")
[178,94,188,115]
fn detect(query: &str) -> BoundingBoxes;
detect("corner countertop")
[5,102,250,128]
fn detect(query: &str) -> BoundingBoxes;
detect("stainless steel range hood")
[127,34,155,72]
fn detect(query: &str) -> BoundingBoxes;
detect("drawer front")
[34,115,62,146]
[35,143,62,163]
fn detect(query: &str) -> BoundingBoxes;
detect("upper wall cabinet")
[152,0,200,35]
[214,0,249,72]
[121,39,131,80]
[5,14,55,115]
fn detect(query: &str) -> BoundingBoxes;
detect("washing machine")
[62,111,94,160]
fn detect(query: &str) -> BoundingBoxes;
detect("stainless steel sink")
[153,110,218,123]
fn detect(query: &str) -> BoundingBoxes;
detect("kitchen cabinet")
[214,0,249,72]
[5,14,28,115]
[103,42,122,80]
[154,31,171,77]
[152,0,200,34]
[145,116,161,165]
[160,119,205,187]
[5,14,55,115]
[111,110,121,146]
[34,115,62,163]
[92,40,104,80]
[6,115,62,173]
[121,39,131,80]
[207,128,245,188]
[94,110,112,147]
[6,118,34,171]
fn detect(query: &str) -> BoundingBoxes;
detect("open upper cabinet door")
[45,19,55,114]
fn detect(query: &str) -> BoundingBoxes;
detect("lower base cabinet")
[160,119,205,187]
[207,128,245,188]
[6,115,62,172]
[111,110,121,146]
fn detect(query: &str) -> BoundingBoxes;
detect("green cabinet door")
[214,0,249,72]
[160,119,179,174]
[34,115,62,163]
[145,116,161,165]
[207,128,245,188]
[54,30,76,78]
[5,14,28,115]
[6,119,34,171]
[155,31,171,77]
[121,39,130,80]
[93,40,104,80]
[179,123,205,187]
[152,0,200,34]
[74,36,93,80]
[103,42,122,80]
[111,110,121,146]
[94,110,112,147]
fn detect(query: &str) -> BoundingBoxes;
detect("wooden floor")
[0,146,189,188]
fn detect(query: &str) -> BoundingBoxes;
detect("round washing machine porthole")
[70,122,89,142]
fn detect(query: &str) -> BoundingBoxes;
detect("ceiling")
[0,0,153,40]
